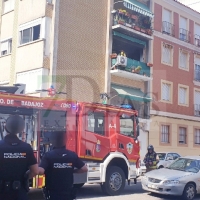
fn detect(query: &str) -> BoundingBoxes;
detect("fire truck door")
[84,109,110,161]
[116,112,137,163]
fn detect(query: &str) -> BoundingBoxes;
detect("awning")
[113,31,146,46]
[123,0,154,18]
[112,84,152,102]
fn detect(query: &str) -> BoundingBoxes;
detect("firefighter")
[38,131,88,200]
[0,115,38,200]
[143,145,159,173]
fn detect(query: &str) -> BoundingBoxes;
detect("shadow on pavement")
[148,192,200,200]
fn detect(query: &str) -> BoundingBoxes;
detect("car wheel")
[158,165,164,169]
[101,166,125,196]
[182,183,196,200]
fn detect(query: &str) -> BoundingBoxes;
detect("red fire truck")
[0,87,140,196]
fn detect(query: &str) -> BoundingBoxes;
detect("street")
[28,180,200,200]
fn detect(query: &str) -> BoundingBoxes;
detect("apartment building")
[0,0,153,157]
[150,0,200,155]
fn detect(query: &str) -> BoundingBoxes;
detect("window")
[162,9,174,36]
[179,50,188,70]
[161,125,170,143]
[179,16,187,41]
[194,24,200,47]
[194,90,200,116]
[162,43,173,65]
[179,127,187,144]
[0,39,12,56]
[3,0,14,14]
[194,57,200,82]
[195,129,200,145]
[20,25,40,45]
[162,82,171,101]
[87,112,104,135]
[120,114,134,137]
[178,85,189,106]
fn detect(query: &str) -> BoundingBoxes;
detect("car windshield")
[168,158,200,173]
[157,153,166,160]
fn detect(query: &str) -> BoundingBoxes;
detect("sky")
[177,0,200,12]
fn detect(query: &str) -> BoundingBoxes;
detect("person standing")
[0,115,38,200]
[143,145,159,173]
[39,131,88,200]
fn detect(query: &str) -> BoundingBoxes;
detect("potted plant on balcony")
[147,62,153,67]
[140,27,146,33]
[132,66,142,73]
[134,25,140,31]
[135,66,142,73]
[131,14,138,20]
[110,53,117,59]
[118,9,126,15]
[146,29,153,35]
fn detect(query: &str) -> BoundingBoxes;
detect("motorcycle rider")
[143,145,159,173]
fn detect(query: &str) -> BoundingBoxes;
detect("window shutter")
[0,41,8,52]
[162,83,170,101]
[179,87,186,104]
[180,17,187,30]
[163,9,171,23]
[180,51,187,69]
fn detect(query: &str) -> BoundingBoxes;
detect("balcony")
[111,55,152,81]
[138,103,150,119]
[162,21,175,37]
[179,28,191,43]
[194,68,200,82]
[112,9,153,40]
[194,35,200,47]
[194,104,200,116]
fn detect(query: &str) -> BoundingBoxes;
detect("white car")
[157,152,181,169]
[141,156,200,200]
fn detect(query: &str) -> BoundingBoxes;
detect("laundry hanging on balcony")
[111,84,152,102]
[123,0,154,18]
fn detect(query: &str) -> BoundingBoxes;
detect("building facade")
[150,0,200,155]
[0,0,153,158]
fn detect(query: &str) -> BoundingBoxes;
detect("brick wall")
[154,3,162,32]
[56,0,108,102]
[189,19,194,45]
[111,75,145,92]
[152,36,200,116]
[174,12,179,38]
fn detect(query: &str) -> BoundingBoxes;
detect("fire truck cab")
[0,85,140,196]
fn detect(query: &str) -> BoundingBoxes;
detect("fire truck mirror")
[136,124,140,137]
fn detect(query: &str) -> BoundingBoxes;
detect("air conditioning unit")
[116,55,127,67]
[195,39,200,47]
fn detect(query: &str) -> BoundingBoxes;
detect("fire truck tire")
[73,183,85,189]
[101,166,125,196]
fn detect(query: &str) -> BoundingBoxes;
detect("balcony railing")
[194,34,200,47]
[194,68,200,82]
[111,56,151,77]
[179,28,191,43]
[113,10,153,36]
[162,21,175,36]
[138,104,150,119]
[194,104,200,116]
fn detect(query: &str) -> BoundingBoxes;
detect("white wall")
[138,129,148,160]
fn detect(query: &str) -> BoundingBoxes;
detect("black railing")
[194,34,200,47]
[162,21,175,36]
[194,69,200,82]
[138,104,150,119]
[179,28,191,43]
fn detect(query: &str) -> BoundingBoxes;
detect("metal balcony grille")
[179,28,191,43]
[194,34,200,47]
[162,21,175,36]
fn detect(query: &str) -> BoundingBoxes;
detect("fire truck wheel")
[73,183,85,189]
[101,166,125,196]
